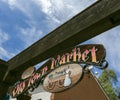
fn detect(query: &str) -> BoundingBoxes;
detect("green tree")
[115,87,120,99]
[98,69,120,100]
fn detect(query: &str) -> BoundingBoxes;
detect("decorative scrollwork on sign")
[98,60,108,69]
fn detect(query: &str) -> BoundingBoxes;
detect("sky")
[0,0,120,87]
[0,0,96,60]
[85,26,120,86]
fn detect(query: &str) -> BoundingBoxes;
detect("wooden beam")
[0,60,9,99]
[0,82,9,99]
[0,59,8,81]
[5,0,120,83]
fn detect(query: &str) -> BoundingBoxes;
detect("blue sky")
[85,26,120,86]
[0,0,96,60]
[0,0,120,87]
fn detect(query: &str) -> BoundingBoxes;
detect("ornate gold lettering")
[82,49,89,62]
[90,46,98,62]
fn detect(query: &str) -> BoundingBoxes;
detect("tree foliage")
[98,69,120,100]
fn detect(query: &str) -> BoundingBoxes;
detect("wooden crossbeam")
[0,59,8,81]
[0,59,9,99]
[3,0,120,84]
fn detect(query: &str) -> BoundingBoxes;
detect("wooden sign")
[9,44,106,98]
[9,72,42,98]
[37,44,106,73]
[43,63,83,93]
[21,66,35,79]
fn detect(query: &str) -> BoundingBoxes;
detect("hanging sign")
[43,63,83,93]
[9,44,106,98]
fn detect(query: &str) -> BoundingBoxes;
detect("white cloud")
[0,47,15,60]
[2,0,96,28]
[18,27,44,47]
[0,29,15,60]
[1,0,96,48]
[0,0,97,60]
[34,0,96,27]
[0,47,7,57]
[1,0,96,46]
[3,0,17,7]
[2,0,35,19]
[118,77,120,82]
[0,29,9,45]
